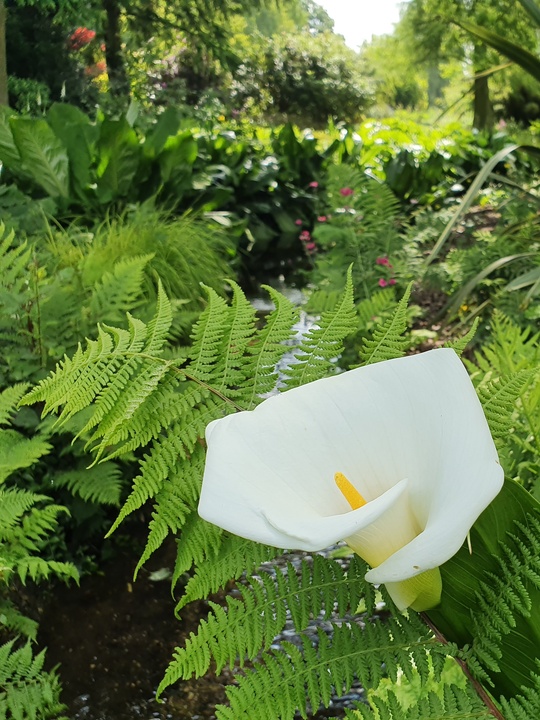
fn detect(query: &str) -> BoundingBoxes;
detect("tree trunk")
[427,64,445,107]
[472,43,494,132]
[102,0,130,99]
[473,75,494,131]
[0,0,8,106]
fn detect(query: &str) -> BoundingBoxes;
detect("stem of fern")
[421,613,506,720]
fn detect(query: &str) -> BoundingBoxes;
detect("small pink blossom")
[317,216,327,222]
[305,242,317,252]
[309,181,319,188]
[389,278,396,286]
[295,219,303,226]
[340,187,354,197]
[299,230,311,242]
[378,278,388,288]
[376,256,390,266]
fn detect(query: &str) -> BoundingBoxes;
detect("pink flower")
[305,242,317,252]
[299,230,311,242]
[340,187,354,197]
[317,216,327,222]
[309,181,319,188]
[389,278,396,286]
[378,278,388,288]
[295,219,303,226]
[376,256,390,266]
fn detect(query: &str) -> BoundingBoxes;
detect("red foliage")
[69,27,96,51]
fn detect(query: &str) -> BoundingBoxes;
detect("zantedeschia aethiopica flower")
[198,349,504,611]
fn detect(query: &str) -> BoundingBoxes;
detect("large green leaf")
[457,20,540,81]
[9,117,69,199]
[427,480,540,699]
[95,117,141,203]
[143,107,181,159]
[0,107,23,170]
[158,130,198,183]
[47,103,99,197]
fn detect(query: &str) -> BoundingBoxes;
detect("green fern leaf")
[88,253,153,325]
[476,370,535,440]
[243,285,298,408]
[350,685,492,719]
[213,281,257,397]
[0,599,38,639]
[359,283,412,366]
[171,512,223,592]
[51,462,123,505]
[285,267,357,389]
[213,615,449,720]
[0,639,67,720]
[175,533,279,613]
[0,384,29,426]
[445,317,480,357]
[188,285,231,382]
[163,555,370,691]
[145,279,173,355]
[0,431,51,483]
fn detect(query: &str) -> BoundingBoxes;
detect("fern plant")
[466,310,540,497]
[0,640,67,720]
[21,276,540,719]
[0,385,78,720]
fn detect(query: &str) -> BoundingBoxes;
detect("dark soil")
[39,538,231,719]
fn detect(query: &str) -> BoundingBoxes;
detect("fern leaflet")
[359,283,411,365]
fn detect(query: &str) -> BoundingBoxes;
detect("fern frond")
[476,370,535,441]
[175,533,279,612]
[0,489,47,536]
[284,267,357,389]
[445,317,480,357]
[0,384,29,425]
[0,224,32,295]
[474,310,539,377]
[501,669,540,720]
[242,285,298,408]
[51,462,123,505]
[470,513,540,683]
[212,281,257,397]
[105,392,228,536]
[350,684,492,720]
[0,639,67,720]
[145,279,173,355]
[133,460,198,576]
[356,291,398,329]
[213,615,450,720]
[0,431,51,483]
[88,253,153,325]
[172,512,223,591]
[0,598,38,639]
[188,285,232,382]
[359,283,411,366]
[162,555,370,691]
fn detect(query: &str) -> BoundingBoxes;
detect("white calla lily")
[198,348,504,611]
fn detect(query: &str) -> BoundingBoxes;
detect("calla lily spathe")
[198,348,504,611]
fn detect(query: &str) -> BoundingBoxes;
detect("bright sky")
[316,0,406,50]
